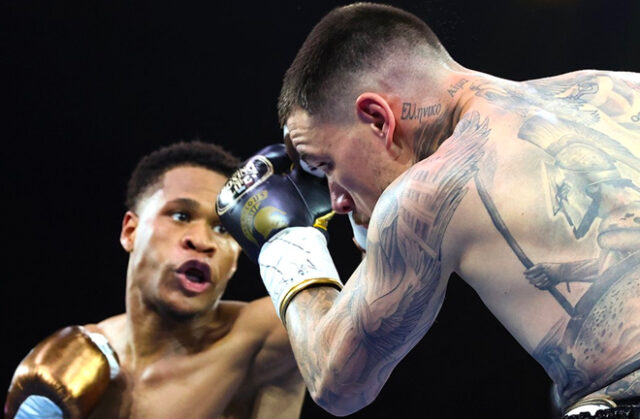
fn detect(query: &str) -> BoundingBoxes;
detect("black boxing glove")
[216,144,342,323]
[283,124,368,253]
[216,143,334,262]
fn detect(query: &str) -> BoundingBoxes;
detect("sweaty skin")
[84,167,304,419]
[284,70,640,414]
[86,299,303,419]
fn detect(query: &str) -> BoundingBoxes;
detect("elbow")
[308,373,379,416]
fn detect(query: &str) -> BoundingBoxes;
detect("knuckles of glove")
[5,326,113,419]
[216,144,332,263]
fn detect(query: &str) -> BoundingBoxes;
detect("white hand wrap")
[258,226,342,323]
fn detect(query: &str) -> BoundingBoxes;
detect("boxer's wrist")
[258,227,343,324]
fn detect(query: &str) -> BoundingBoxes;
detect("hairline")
[131,163,227,214]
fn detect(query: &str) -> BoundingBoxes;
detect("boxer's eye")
[171,211,190,222]
[308,160,331,173]
[212,224,228,234]
[314,161,333,174]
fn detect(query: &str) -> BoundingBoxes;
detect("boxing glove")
[216,144,342,323]
[5,326,119,419]
[216,143,335,262]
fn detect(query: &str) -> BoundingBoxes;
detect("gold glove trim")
[279,277,343,325]
[313,211,335,231]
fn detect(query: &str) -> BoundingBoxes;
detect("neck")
[123,283,229,369]
[393,68,496,162]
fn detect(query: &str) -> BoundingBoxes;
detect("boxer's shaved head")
[125,140,239,211]
[278,2,452,126]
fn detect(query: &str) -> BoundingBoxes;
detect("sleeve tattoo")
[284,112,491,412]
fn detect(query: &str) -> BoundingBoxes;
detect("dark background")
[3,0,639,418]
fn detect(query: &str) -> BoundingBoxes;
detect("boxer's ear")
[120,211,138,253]
[355,93,399,158]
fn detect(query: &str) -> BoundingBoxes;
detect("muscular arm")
[284,112,491,415]
[250,368,305,419]
[245,297,306,418]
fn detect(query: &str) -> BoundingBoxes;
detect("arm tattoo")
[285,112,491,409]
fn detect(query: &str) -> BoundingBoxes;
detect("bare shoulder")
[380,110,492,214]
[84,314,126,352]
[221,297,296,385]
[220,297,280,339]
[525,69,640,106]
[371,110,493,280]
[527,69,639,85]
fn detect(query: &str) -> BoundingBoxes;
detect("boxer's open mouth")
[185,268,205,283]
[176,260,212,285]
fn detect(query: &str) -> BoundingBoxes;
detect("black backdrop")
[3,0,639,418]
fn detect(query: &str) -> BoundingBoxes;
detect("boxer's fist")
[5,326,119,419]
[216,144,333,262]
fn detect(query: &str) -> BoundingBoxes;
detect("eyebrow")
[166,198,201,210]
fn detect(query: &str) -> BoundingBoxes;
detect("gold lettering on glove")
[241,190,268,244]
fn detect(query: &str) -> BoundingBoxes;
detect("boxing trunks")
[563,397,640,418]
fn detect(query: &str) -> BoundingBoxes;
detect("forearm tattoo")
[285,112,490,408]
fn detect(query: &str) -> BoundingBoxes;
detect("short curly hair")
[125,141,240,211]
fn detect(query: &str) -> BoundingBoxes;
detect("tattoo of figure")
[515,104,640,406]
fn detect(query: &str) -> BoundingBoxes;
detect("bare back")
[86,297,304,419]
[440,70,640,405]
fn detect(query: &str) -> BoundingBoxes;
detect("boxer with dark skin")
[5,142,304,419]
[219,3,640,418]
